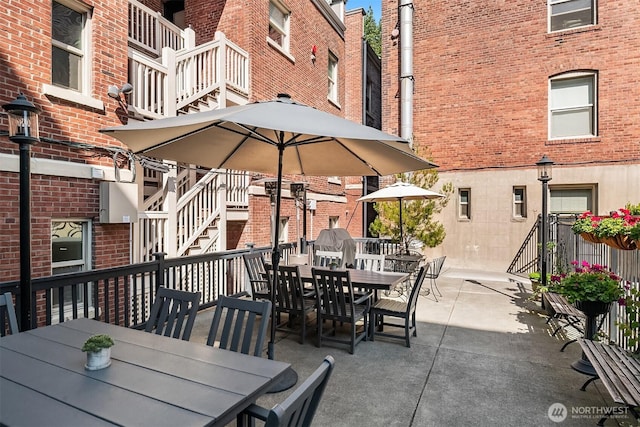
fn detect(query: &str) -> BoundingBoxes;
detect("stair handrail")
[507,214,540,275]
[174,32,249,111]
[128,0,193,55]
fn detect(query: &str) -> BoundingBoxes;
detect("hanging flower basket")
[602,235,637,251]
[580,232,603,244]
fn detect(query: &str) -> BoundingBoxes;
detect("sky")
[346,0,381,22]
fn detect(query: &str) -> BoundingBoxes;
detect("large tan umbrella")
[358,181,444,254]
[101,94,436,385]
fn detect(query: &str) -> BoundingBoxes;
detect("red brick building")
[382,0,640,270]
[0,0,378,322]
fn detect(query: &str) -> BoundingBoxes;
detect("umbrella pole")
[267,139,298,393]
[399,198,406,254]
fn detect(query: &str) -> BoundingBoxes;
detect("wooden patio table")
[0,318,290,426]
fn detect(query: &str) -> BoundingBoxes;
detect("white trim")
[42,84,104,110]
[267,37,296,63]
[0,153,132,182]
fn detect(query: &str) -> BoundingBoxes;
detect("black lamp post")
[290,182,307,253]
[3,94,40,331]
[536,155,553,296]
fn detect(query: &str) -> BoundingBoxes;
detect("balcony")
[128,0,249,120]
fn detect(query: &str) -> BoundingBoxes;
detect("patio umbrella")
[100,94,436,383]
[357,181,444,254]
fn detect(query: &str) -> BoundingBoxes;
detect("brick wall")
[0,0,132,281]
[382,0,640,171]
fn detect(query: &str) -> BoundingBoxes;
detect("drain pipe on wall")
[399,0,415,148]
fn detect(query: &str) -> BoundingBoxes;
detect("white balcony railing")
[128,31,249,119]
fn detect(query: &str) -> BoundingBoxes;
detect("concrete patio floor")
[190,268,633,426]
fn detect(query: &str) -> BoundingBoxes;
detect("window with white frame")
[269,0,290,52]
[549,72,596,139]
[458,189,471,220]
[52,0,91,92]
[278,217,289,243]
[549,0,595,32]
[513,186,527,219]
[329,216,340,229]
[51,220,93,321]
[328,52,338,103]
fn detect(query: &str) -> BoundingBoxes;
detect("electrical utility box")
[99,182,138,223]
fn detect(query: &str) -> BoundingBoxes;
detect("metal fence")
[509,214,639,352]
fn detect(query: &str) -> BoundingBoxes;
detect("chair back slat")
[353,253,385,272]
[207,295,271,357]
[312,269,354,319]
[314,250,343,268]
[144,287,200,340]
[408,266,428,311]
[243,252,270,299]
[0,292,19,336]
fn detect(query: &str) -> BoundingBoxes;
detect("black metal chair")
[425,256,446,301]
[0,292,19,336]
[369,266,427,347]
[243,252,271,300]
[239,355,335,427]
[311,268,370,354]
[144,287,201,340]
[206,295,271,357]
[274,265,317,344]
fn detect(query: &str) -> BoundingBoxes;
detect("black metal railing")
[0,243,297,331]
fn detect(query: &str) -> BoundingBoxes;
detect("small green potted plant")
[328,262,339,271]
[82,334,114,371]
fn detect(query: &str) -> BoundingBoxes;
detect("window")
[458,189,471,220]
[550,187,595,213]
[278,217,289,244]
[365,78,373,113]
[329,216,340,229]
[269,0,290,52]
[328,52,338,103]
[549,0,595,32]
[549,72,596,139]
[51,220,93,321]
[52,0,90,91]
[513,187,527,218]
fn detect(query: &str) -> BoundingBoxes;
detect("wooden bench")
[543,292,585,351]
[577,339,640,425]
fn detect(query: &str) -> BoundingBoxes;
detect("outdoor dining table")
[295,265,409,299]
[0,318,290,427]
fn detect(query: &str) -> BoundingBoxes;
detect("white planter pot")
[85,347,111,371]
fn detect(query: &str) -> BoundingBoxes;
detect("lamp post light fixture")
[536,154,554,296]
[3,94,40,331]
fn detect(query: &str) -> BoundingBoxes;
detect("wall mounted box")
[99,182,138,223]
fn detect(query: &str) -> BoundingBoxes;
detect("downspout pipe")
[399,0,414,148]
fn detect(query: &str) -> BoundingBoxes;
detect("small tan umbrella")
[358,181,445,253]
[101,94,436,383]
